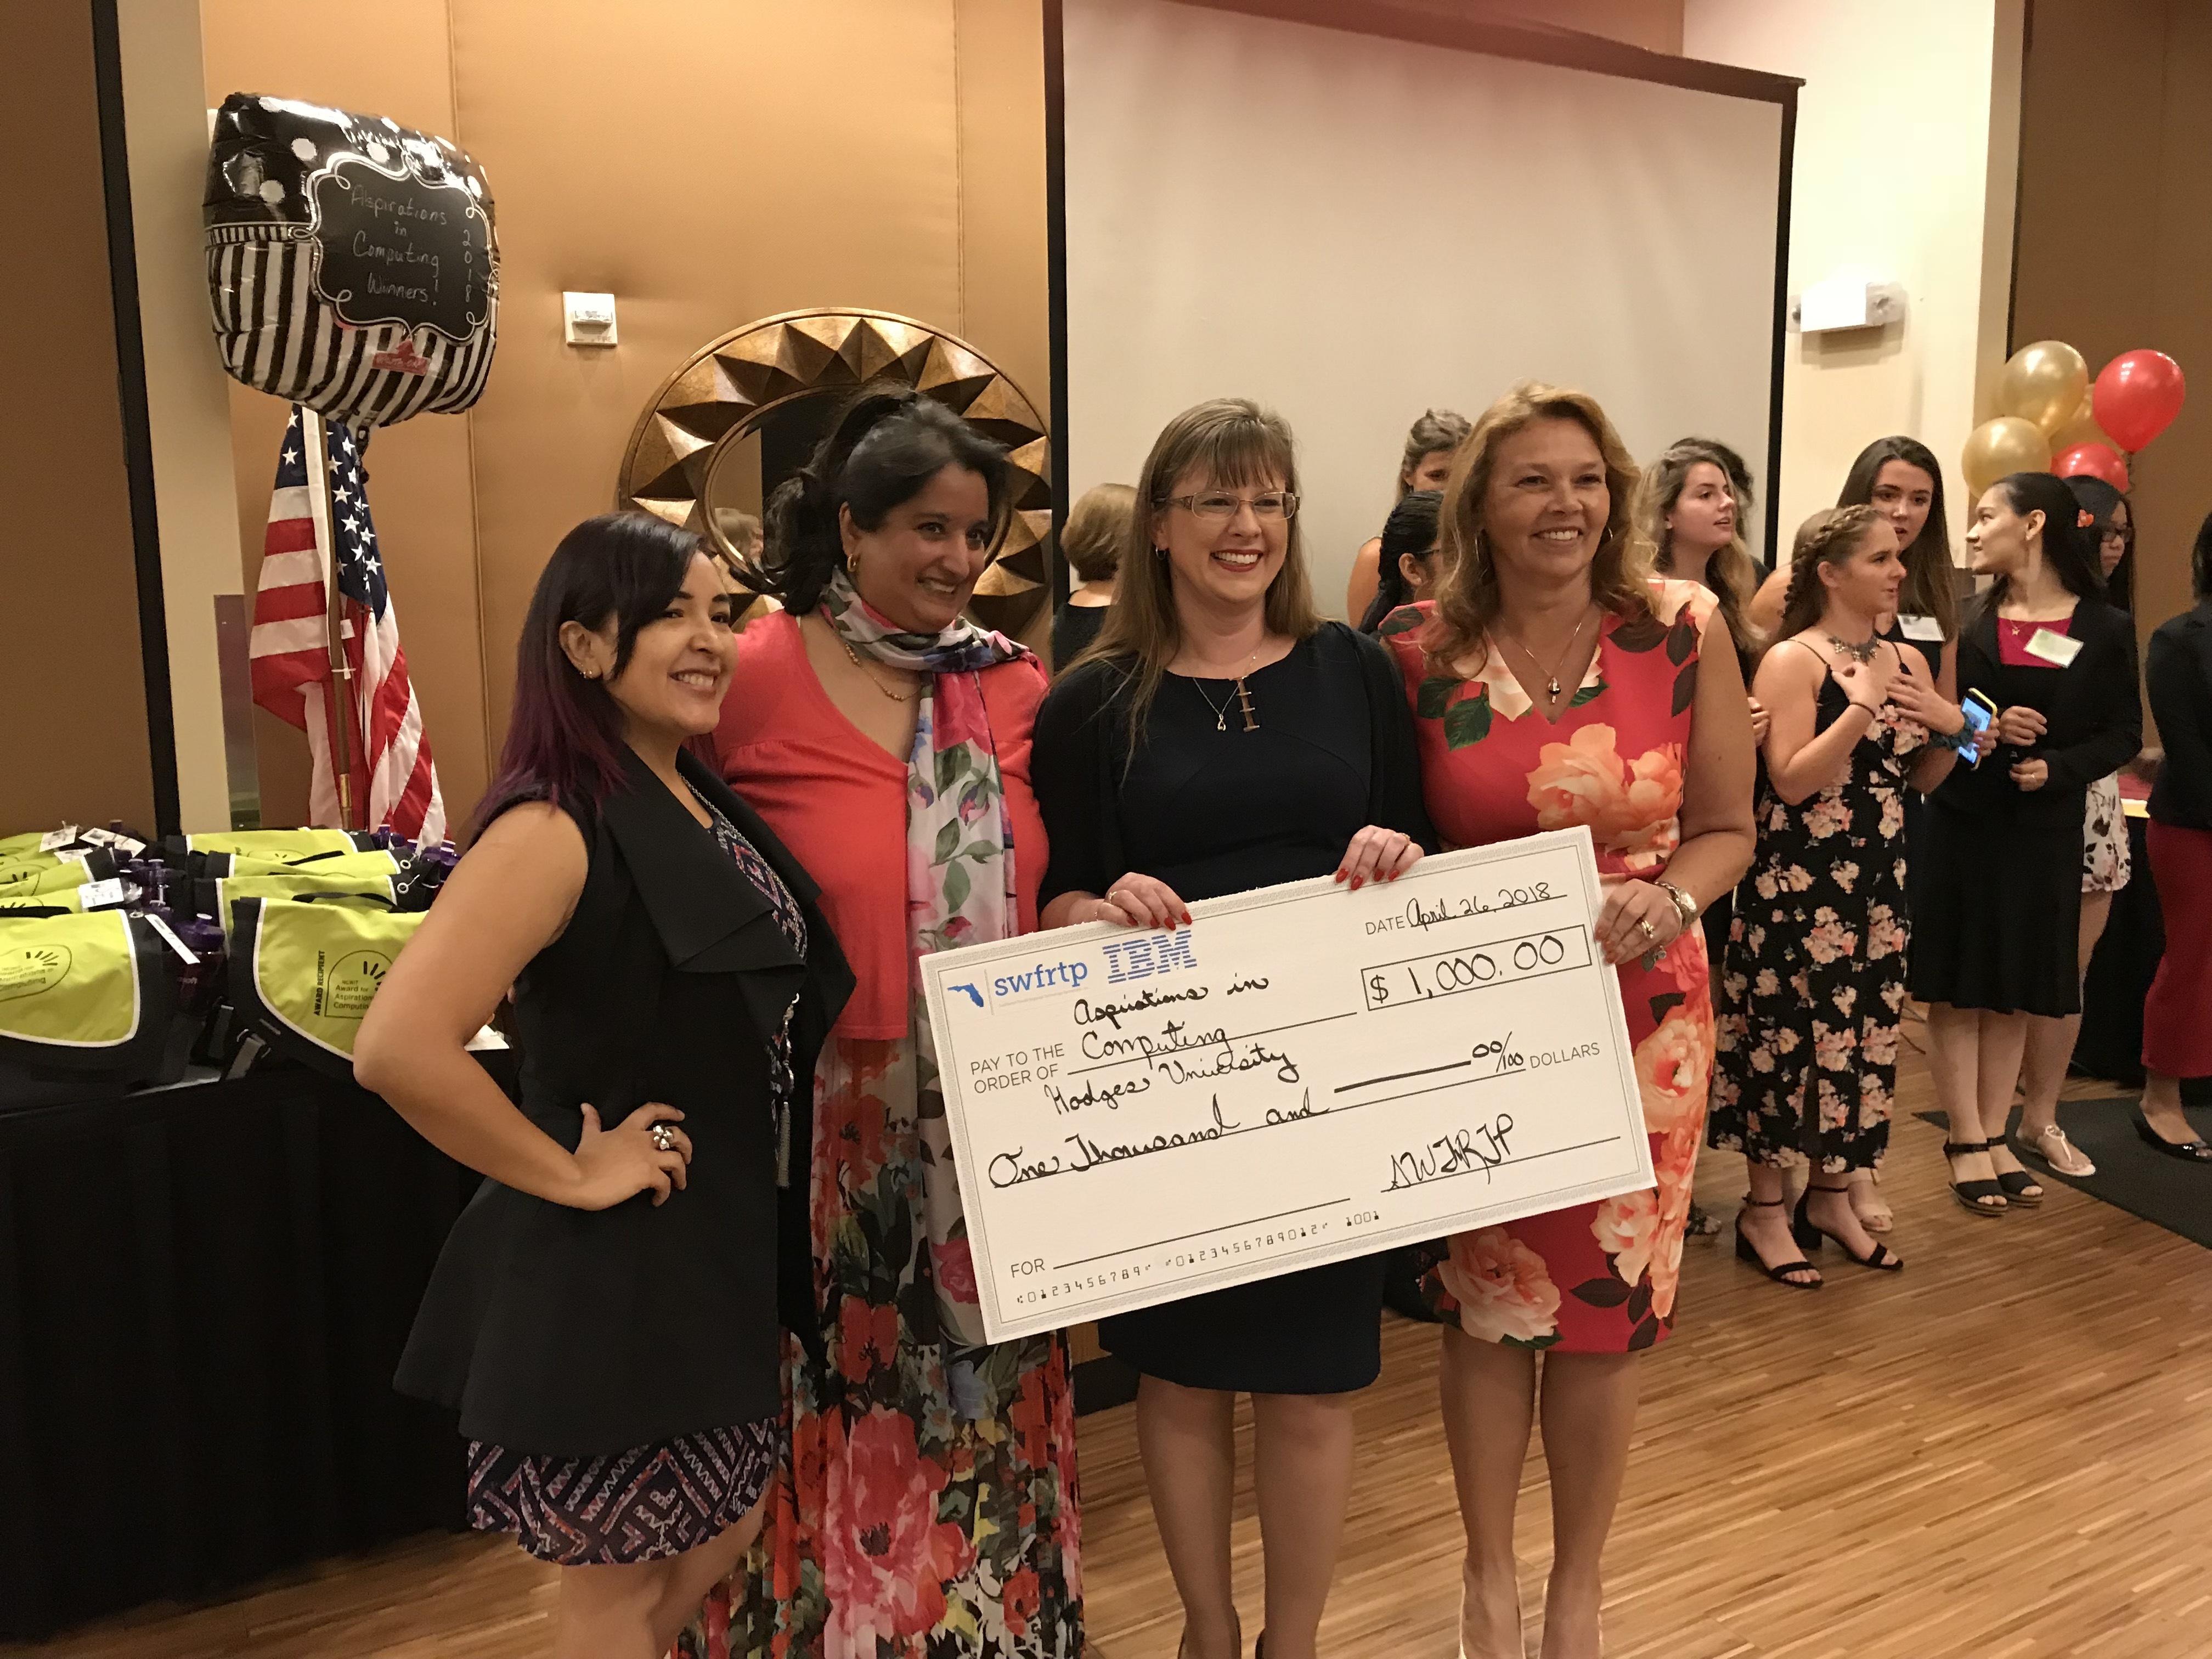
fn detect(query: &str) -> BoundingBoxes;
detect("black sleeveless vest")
[396,748,851,1453]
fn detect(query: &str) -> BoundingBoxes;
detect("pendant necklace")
[1500,606,1596,703]
[1189,645,1262,732]
[1825,631,1880,665]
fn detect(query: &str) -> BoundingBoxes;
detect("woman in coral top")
[1379,383,1754,1659]
[696,386,1079,1659]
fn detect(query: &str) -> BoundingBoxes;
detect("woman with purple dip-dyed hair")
[357,512,850,1659]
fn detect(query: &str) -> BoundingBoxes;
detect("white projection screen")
[1053,0,1795,613]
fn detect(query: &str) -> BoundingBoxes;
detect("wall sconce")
[1789,275,1907,334]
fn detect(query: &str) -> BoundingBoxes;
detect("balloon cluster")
[1963,342,2186,498]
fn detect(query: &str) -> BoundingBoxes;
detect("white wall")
[1064,0,1787,612]
[1684,0,2024,561]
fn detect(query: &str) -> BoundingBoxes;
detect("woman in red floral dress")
[1380,385,1754,1659]
[689,390,1081,1659]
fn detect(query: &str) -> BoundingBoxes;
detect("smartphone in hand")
[1959,689,1996,766]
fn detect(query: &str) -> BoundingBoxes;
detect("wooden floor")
[19,1043,2211,1659]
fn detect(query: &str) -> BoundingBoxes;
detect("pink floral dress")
[1381,582,1717,1353]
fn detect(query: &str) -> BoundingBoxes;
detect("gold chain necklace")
[1499,606,1597,702]
[830,623,919,703]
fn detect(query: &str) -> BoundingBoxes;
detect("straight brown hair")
[1075,398,1320,741]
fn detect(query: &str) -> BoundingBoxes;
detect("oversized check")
[918,826,1654,1342]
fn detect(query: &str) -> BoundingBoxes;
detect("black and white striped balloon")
[204,92,500,427]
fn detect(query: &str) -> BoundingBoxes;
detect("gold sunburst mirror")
[619,308,1053,637]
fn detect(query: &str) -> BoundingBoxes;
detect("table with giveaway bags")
[0,823,499,1641]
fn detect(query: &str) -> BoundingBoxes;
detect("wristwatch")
[1652,879,1700,931]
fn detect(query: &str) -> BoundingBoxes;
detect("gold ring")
[1637,918,1657,939]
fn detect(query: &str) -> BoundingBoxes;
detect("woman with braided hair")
[1709,506,1966,1285]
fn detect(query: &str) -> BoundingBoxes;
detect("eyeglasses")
[1160,490,1300,522]
[2100,527,2129,544]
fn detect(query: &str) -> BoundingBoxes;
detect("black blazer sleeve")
[1351,625,1438,852]
[2148,610,2212,827]
[2041,604,2143,794]
[1031,661,1122,911]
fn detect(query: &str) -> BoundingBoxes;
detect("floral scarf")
[820,567,1033,1378]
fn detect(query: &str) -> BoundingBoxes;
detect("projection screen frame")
[1043,0,1803,609]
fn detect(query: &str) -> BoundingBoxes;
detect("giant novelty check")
[918,827,1654,1342]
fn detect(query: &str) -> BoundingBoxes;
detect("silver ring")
[651,1125,676,1152]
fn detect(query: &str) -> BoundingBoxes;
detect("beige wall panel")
[0,2,157,835]
[2012,0,2211,708]
[448,0,967,744]
[956,0,1052,408]
[205,1,1057,824]
[200,0,489,827]
[2141,10,2212,638]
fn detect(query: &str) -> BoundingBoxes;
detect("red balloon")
[2053,441,2130,491]
[2092,349,2186,452]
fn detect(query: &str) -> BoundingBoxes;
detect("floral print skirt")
[1708,775,1910,1173]
[679,1036,1082,1659]
[1425,930,1713,1354]
[2082,771,2131,894]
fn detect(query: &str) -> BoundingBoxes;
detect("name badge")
[1898,614,1945,642]
[2025,628,2083,667]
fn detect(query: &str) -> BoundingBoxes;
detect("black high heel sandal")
[1734,1197,1820,1288]
[1943,1139,2007,1216]
[1988,1139,2044,1206]
[1793,1185,1902,1271]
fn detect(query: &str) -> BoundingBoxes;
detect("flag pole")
[298,405,358,829]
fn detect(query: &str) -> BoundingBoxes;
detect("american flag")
[250,405,446,845]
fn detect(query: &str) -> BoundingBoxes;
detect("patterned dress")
[1706,647,1924,1173]
[1381,581,1717,1353]
[692,616,1081,1659]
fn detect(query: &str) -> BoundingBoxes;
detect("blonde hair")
[1423,382,1656,677]
[1638,442,1763,660]
[1076,398,1320,739]
[1062,482,1136,583]
[1779,505,1885,639]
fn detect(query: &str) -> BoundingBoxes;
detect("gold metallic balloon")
[2049,389,2114,454]
[1995,340,2091,436]
[1961,417,2053,499]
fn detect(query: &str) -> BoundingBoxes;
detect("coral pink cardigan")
[714,609,1048,1039]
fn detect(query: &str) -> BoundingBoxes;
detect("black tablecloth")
[0,1064,483,1641]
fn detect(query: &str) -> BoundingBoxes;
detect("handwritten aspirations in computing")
[309,157,491,338]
